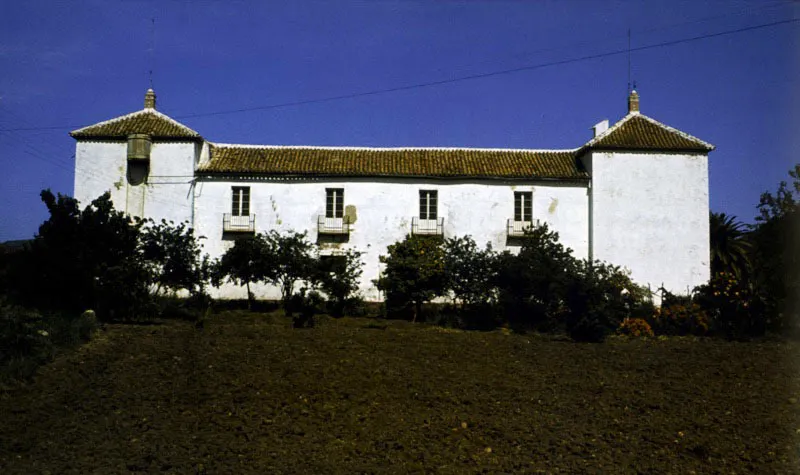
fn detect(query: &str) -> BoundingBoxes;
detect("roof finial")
[144,88,156,109]
[628,88,639,114]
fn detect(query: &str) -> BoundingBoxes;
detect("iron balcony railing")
[318,215,352,235]
[223,213,256,233]
[507,218,540,237]
[412,217,444,236]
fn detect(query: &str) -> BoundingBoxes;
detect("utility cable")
[0,16,797,131]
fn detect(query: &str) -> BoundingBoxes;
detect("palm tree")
[709,212,752,279]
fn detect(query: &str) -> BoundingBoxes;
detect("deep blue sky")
[1,0,798,242]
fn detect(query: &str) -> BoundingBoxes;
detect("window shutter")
[326,189,334,218]
[241,188,250,216]
[232,188,239,216]
[514,192,532,222]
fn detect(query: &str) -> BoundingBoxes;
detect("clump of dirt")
[1,312,798,473]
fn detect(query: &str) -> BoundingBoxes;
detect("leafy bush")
[316,249,364,318]
[617,318,654,337]
[0,303,98,381]
[262,230,319,315]
[93,258,159,322]
[376,235,446,322]
[491,223,648,341]
[442,236,497,309]
[141,219,211,297]
[158,297,199,321]
[5,191,211,322]
[494,224,577,331]
[653,302,710,337]
[747,164,800,336]
[15,191,151,321]
[290,288,324,328]
[213,235,269,310]
[563,261,646,342]
[0,304,54,368]
[214,230,318,315]
[455,303,501,331]
[694,272,763,339]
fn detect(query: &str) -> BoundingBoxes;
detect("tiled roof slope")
[198,144,589,180]
[70,109,201,140]
[583,113,714,152]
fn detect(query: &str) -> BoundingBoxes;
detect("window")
[514,191,532,222]
[326,188,344,218]
[419,190,438,220]
[231,187,250,216]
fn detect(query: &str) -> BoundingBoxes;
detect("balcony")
[507,218,540,237]
[412,217,444,236]
[223,213,256,233]
[318,215,352,235]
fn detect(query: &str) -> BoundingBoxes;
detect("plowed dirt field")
[1,312,799,473]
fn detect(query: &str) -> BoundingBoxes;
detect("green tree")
[316,249,364,317]
[565,260,643,342]
[709,212,752,279]
[141,219,210,296]
[262,230,318,315]
[214,235,268,310]
[494,223,577,330]
[756,164,800,222]
[442,235,496,311]
[376,235,446,322]
[749,164,800,334]
[20,191,152,321]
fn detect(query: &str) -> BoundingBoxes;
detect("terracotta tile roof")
[583,113,714,152]
[70,109,201,140]
[198,144,589,180]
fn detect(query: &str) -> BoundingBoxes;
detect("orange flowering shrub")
[616,318,654,337]
[693,271,767,338]
[650,301,710,336]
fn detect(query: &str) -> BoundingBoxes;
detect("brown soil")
[1,312,799,474]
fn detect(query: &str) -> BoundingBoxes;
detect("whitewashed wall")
[74,140,196,224]
[194,177,590,301]
[74,141,127,209]
[76,137,711,304]
[584,150,710,296]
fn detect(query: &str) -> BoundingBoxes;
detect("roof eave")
[195,170,591,182]
[587,145,714,153]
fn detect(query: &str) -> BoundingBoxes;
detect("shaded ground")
[1,311,799,474]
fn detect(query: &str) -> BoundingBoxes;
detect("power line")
[442,0,791,75]
[172,17,800,119]
[0,131,74,173]
[0,106,73,160]
[0,16,797,131]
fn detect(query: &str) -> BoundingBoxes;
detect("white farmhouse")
[72,89,713,301]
